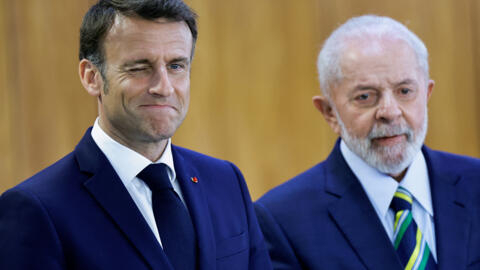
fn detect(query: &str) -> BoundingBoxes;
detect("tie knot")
[390,186,413,212]
[137,163,172,192]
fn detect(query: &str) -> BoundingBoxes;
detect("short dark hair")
[79,0,197,74]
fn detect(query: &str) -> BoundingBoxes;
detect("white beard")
[336,110,428,175]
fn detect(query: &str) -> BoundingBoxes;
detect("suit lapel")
[172,146,216,270]
[424,147,470,269]
[326,141,402,270]
[75,129,173,270]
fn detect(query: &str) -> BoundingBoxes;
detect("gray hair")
[317,15,429,98]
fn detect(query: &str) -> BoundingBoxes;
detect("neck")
[390,168,408,182]
[98,119,168,162]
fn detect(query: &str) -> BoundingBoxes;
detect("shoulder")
[256,161,328,209]
[172,144,229,164]
[172,144,242,175]
[423,147,480,206]
[171,145,250,203]
[0,151,79,235]
[423,146,480,176]
[5,152,80,197]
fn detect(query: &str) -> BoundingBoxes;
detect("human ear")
[426,79,434,102]
[79,59,103,97]
[312,95,341,135]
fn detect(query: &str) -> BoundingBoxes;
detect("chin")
[345,134,420,176]
[145,120,180,136]
[369,141,420,175]
[335,108,428,176]
[150,129,176,141]
[374,153,410,175]
[135,126,174,143]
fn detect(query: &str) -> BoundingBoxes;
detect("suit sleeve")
[228,162,273,270]
[254,201,303,270]
[0,189,65,269]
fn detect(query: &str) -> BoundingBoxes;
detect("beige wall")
[1,0,479,200]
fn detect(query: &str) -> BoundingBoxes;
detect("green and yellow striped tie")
[390,187,437,270]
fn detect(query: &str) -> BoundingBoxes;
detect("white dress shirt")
[340,140,437,260]
[91,118,187,247]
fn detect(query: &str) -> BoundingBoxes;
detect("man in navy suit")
[255,15,480,269]
[0,0,271,269]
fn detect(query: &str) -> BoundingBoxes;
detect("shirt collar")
[340,140,433,218]
[91,118,176,184]
[400,149,433,216]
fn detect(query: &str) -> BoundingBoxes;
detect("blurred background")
[1,0,479,200]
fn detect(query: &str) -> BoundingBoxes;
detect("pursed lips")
[371,134,406,145]
[139,103,177,112]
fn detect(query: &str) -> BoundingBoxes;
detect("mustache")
[367,123,414,141]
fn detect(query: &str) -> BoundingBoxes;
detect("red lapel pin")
[191,177,198,183]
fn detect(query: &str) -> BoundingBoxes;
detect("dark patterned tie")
[137,164,197,270]
[390,186,436,270]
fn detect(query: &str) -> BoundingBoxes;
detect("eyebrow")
[170,57,190,65]
[353,79,417,91]
[121,59,151,68]
[354,84,378,91]
[122,57,190,65]
[394,79,416,87]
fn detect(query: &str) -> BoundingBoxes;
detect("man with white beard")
[255,15,480,270]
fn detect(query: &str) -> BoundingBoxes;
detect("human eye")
[128,68,145,73]
[397,87,416,100]
[126,65,151,75]
[400,88,411,94]
[168,62,186,71]
[353,91,377,106]
[170,63,182,70]
[356,93,370,101]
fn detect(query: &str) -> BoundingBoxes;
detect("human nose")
[148,66,174,96]
[375,91,402,122]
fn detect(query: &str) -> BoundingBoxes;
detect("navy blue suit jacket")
[255,140,480,269]
[0,128,271,270]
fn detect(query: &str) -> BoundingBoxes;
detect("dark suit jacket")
[0,128,271,270]
[255,140,480,270]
